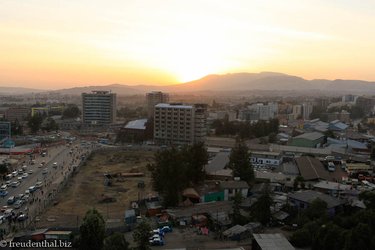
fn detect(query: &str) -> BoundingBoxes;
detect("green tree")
[79,208,105,250]
[0,163,8,175]
[304,198,328,221]
[132,219,152,250]
[359,191,375,209]
[148,143,208,207]
[62,104,81,119]
[227,141,254,183]
[42,117,59,132]
[27,114,43,133]
[232,192,247,225]
[11,119,23,135]
[344,223,374,250]
[183,142,209,184]
[251,192,273,225]
[103,233,129,250]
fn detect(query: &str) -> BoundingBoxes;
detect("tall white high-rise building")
[146,91,169,117]
[82,91,116,125]
[153,103,207,145]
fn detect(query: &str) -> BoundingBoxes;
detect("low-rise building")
[220,180,249,200]
[288,190,345,216]
[250,151,283,167]
[288,132,325,148]
[295,156,331,181]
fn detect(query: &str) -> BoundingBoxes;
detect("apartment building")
[146,91,169,117]
[153,103,207,145]
[82,91,116,125]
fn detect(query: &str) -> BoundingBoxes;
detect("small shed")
[222,224,250,241]
[125,209,136,225]
[44,230,72,241]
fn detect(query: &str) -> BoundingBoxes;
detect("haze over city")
[1,0,375,89]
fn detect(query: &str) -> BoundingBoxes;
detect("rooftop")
[220,180,249,189]
[205,152,230,173]
[288,190,345,208]
[124,119,147,130]
[155,103,193,109]
[295,156,331,181]
[294,132,324,141]
[253,233,295,250]
[313,181,351,191]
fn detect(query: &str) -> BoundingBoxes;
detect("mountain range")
[2,72,375,95]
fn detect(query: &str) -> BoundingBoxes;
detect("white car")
[42,168,48,175]
[28,170,33,174]
[22,173,29,179]
[0,185,7,191]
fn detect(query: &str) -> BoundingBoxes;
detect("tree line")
[211,118,279,139]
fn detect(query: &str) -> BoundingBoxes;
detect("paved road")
[0,139,95,234]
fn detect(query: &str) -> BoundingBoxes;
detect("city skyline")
[1,0,375,89]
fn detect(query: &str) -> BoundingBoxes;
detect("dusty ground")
[37,149,155,228]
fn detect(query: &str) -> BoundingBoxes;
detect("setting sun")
[1,0,375,89]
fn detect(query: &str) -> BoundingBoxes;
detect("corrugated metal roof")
[253,233,295,250]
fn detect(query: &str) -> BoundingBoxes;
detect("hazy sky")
[1,0,375,89]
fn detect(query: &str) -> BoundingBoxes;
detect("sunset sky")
[1,0,375,89]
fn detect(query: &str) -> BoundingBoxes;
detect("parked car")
[28,170,33,174]
[29,186,37,193]
[328,162,336,172]
[12,171,18,177]
[0,185,7,191]
[14,200,23,209]
[152,229,165,237]
[160,226,173,233]
[11,181,20,188]
[0,190,8,197]
[149,236,164,246]
[7,196,15,205]
[22,173,29,179]
[17,213,28,222]
[42,168,48,175]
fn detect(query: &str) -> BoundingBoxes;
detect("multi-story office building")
[5,107,30,122]
[302,103,313,120]
[146,91,169,117]
[239,103,278,121]
[82,91,116,125]
[153,103,207,145]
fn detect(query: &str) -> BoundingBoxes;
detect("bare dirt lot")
[37,149,155,228]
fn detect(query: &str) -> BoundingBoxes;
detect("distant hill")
[49,84,146,95]
[0,86,45,94]
[4,72,375,95]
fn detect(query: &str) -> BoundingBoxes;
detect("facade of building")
[153,103,207,145]
[250,151,283,167]
[239,103,278,121]
[288,132,325,148]
[146,91,169,117]
[302,103,313,120]
[82,91,116,125]
[5,107,30,122]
